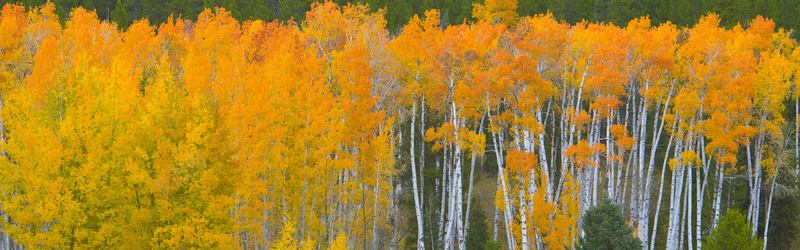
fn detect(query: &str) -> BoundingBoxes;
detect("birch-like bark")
[679,169,688,250]
[591,110,600,206]
[519,174,529,250]
[712,159,724,228]
[750,135,764,236]
[409,100,425,249]
[763,174,776,250]
[438,158,447,243]
[487,97,515,249]
[640,87,672,248]
[747,143,754,223]
[464,117,485,235]
[696,139,704,250]
[372,166,380,248]
[696,137,711,249]
[631,93,648,224]
[300,177,308,238]
[621,156,632,206]
[686,157,693,250]
[650,132,675,250]
[391,177,399,250]
[443,102,461,250]
[666,137,685,250]
[536,105,552,201]
[607,113,616,202]
[420,96,426,214]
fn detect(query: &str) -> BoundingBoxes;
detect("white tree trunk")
[409,100,426,250]
[632,95,648,225]
[451,101,465,250]
[712,159,724,228]
[519,175,529,250]
[607,115,616,202]
[650,133,675,250]
[697,138,706,250]
[439,158,448,244]
[750,135,764,237]
[464,117,485,235]
[373,164,381,248]
[640,93,672,248]
[536,106,552,201]
[679,171,688,250]
[488,104,516,249]
[666,138,685,250]
[686,160,693,250]
[763,175,776,250]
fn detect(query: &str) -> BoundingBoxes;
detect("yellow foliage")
[327,234,348,250]
[0,1,797,249]
[472,0,519,26]
[272,221,298,250]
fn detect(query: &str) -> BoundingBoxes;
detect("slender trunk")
[621,155,633,205]
[444,153,456,250]
[465,117,485,235]
[519,173,529,250]
[439,159,447,243]
[679,169,687,250]
[591,110,600,206]
[607,114,616,202]
[751,135,764,236]
[455,129,465,250]
[373,171,380,248]
[763,174,776,250]
[650,132,675,250]
[695,153,702,250]
[2,209,8,250]
[410,100,426,250]
[747,143,754,222]
[686,161,693,250]
[640,90,671,248]
[666,137,685,250]
[488,96,516,248]
[698,138,710,250]
[390,175,398,250]
[492,123,515,249]
[421,96,426,215]
[300,177,308,238]
[712,160,724,228]
[536,105,552,201]
[632,95,648,225]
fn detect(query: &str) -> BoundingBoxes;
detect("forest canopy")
[2,0,800,32]
[0,0,798,249]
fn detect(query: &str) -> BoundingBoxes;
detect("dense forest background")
[1,0,800,250]
[3,0,800,32]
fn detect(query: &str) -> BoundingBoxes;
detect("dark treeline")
[3,0,799,32]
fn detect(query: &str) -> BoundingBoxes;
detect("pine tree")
[574,198,642,250]
[110,0,130,29]
[465,196,489,250]
[705,209,763,250]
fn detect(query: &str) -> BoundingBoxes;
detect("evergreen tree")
[765,195,800,250]
[485,240,502,250]
[465,196,489,250]
[705,209,763,250]
[574,198,642,250]
[110,0,130,29]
